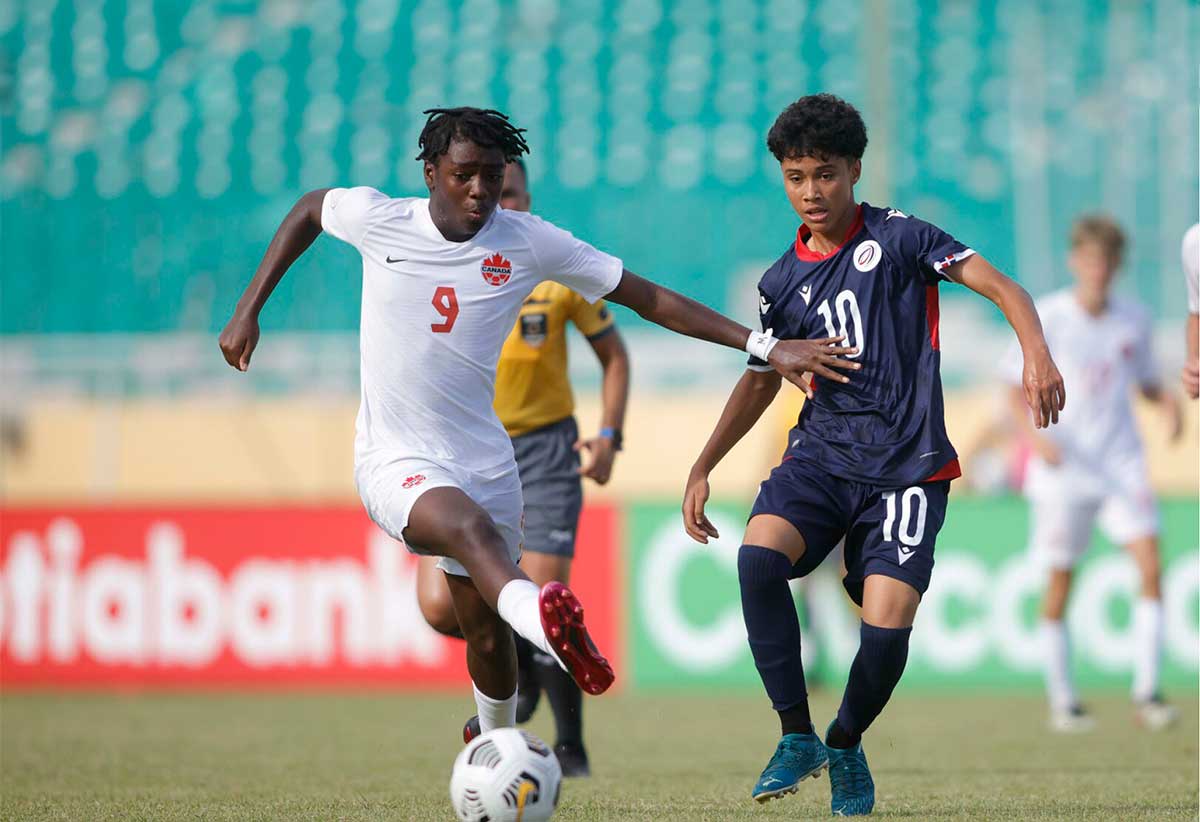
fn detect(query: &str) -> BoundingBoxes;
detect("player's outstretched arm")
[605,270,859,394]
[218,188,330,371]
[682,369,783,543]
[1184,312,1199,399]
[573,329,630,485]
[944,255,1065,428]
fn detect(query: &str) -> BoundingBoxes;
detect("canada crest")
[481,252,513,286]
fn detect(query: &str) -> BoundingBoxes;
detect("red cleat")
[538,582,615,696]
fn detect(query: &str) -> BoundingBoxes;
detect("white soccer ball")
[449,728,562,822]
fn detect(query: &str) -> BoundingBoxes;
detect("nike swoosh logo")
[762,778,782,786]
[919,451,938,459]
[386,256,406,264]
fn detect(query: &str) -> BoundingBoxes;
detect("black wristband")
[599,426,623,451]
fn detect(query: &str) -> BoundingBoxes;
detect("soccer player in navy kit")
[682,95,1066,815]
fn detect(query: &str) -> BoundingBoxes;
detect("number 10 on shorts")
[882,487,928,546]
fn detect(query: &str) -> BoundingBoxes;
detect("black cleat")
[553,741,591,778]
[515,686,541,725]
[462,715,481,744]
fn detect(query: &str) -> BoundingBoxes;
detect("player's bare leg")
[858,574,919,628]
[404,487,614,696]
[520,551,573,587]
[736,515,828,802]
[1041,567,1072,621]
[1125,534,1162,600]
[417,556,463,638]
[1124,535,1176,729]
[445,572,518,735]
[1039,568,1092,732]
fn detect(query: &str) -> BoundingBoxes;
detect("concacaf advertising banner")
[0,506,620,688]
[628,497,1199,690]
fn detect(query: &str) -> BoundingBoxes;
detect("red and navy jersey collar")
[795,205,865,262]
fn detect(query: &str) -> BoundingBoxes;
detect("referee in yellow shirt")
[417,158,630,776]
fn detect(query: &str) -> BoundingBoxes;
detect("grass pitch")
[1,690,1196,821]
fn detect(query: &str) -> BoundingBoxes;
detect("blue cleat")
[826,723,875,816]
[751,731,829,803]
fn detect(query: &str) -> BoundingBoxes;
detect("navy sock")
[534,648,583,747]
[738,545,810,735]
[829,621,912,749]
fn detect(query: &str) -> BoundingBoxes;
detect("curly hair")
[766,94,868,162]
[415,107,530,164]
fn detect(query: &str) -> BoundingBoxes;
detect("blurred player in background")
[1182,223,1199,399]
[417,157,630,776]
[219,107,843,750]
[683,94,1065,816]
[1003,216,1182,732]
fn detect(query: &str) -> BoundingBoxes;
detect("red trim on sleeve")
[795,206,865,262]
[925,285,940,351]
[925,458,961,482]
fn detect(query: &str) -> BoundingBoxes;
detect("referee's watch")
[599,427,623,451]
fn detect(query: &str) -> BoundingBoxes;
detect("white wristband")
[745,329,779,362]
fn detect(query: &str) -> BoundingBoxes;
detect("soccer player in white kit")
[219,107,855,738]
[1002,215,1183,732]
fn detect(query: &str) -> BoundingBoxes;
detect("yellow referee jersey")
[494,281,615,437]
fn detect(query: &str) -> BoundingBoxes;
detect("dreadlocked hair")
[415,107,530,163]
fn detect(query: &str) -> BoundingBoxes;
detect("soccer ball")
[449,727,562,822]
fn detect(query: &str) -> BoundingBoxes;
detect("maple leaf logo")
[481,252,513,286]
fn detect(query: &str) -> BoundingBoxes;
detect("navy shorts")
[749,458,950,606]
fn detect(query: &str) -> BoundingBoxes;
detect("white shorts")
[356,457,524,577]
[1028,487,1160,570]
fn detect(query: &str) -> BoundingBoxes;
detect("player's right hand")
[219,310,260,372]
[1022,347,1066,428]
[1183,360,1200,400]
[767,336,860,398]
[682,469,719,544]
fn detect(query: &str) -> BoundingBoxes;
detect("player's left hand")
[1022,347,1066,428]
[575,435,617,485]
[682,468,719,543]
[219,309,261,372]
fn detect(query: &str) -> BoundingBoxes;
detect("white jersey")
[1183,223,1199,313]
[1001,288,1158,499]
[321,187,623,479]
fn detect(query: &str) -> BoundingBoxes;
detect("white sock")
[496,579,559,662]
[473,683,517,733]
[1040,619,1076,713]
[1131,597,1163,703]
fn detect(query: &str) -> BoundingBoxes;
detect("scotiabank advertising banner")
[0,505,620,688]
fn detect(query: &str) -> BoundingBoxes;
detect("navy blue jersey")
[748,203,974,486]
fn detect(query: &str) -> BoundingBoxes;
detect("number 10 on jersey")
[816,289,864,357]
[431,286,459,332]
